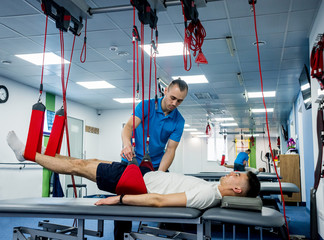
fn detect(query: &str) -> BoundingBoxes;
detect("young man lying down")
[7,131,260,210]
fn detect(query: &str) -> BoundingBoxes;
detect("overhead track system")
[36,0,91,35]
[88,0,219,15]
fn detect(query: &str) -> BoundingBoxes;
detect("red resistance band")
[250,1,289,238]
[24,102,46,161]
[181,1,207,71]
[310,37,324,88]
[315,107,324,190]
[44,108,65,157]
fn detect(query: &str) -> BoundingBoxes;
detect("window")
[207,127,227,162]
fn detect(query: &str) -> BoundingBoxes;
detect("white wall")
[309,0,324,237]
[0,77,100,199]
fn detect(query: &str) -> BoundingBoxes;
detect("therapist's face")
[162,85,187,114]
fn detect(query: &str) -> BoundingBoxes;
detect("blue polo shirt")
[122,97,185,168]
[234,152,249,165]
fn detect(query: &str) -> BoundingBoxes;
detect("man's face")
[163,85,187,113]
[219,171,249,192]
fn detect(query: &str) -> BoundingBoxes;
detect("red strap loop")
[24,103,46,161]
[116,165,147,195]
[44,108,65,157]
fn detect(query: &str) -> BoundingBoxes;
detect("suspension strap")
[44,108,65,156]
[24,15,49,161]
[140,23,146,155]
[310,36,324,89]
[250,1,289,238]
[315,106,324,190]
[59,29,78,198]
[24,102,46,161]
[154,28,158,110]
[80,17,87,63]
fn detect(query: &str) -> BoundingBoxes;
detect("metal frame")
[12,219,104,240]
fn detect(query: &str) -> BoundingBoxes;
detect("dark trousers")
[114,220,132,240]
[234,163,245,171]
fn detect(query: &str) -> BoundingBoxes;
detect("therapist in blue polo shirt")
[115,79,188,240]
[234,149,251,171]
[120,78,188,171]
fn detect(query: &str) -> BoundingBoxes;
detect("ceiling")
[0,0,320,135]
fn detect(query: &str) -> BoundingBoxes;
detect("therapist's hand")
[120,145,134,161]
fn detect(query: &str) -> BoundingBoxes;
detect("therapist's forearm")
[158,150,175,171]
[121,124,133,147]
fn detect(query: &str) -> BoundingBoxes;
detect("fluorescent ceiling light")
[172,75,208,84]
[301,83,310,91]
[184,124,190,127]
[113,98,141,103]
[184,128,197,131]
[77,81,115,89]
[190,132,204,135]
[247,91,276,98]
[214,117,234,122]
[143,42,187,57]
[220,123,238,127]
[251,108,274,113]
[226,36,235,56]
[15,52,69,65]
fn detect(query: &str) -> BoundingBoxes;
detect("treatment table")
[186,171,281,182]
[0,197,286,240]
[0,197,203,240]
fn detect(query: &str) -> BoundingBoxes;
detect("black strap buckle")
[132,25,141,41]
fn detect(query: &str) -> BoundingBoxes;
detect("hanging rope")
[59,30,78,199]
[39,15,48,99]
[181,1,207,71]
[132,6,137,152]
[154,28,158,109]
[250,1,290,238]
[80,17,87,63]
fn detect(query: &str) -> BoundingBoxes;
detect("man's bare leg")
[7,131,110,182]
[35,153,100,182]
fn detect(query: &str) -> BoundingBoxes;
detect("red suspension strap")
[59,29,78,198]
[141,22,146,155]
[132,6,137,152]
[250,1,290,238]
[146,28,154,153]
[310,35,324,89]
[181,0,207,71]
[24,15,48,161]
[154,27,159,109]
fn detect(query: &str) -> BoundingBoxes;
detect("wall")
[309,0,324,237]
[0,77,100,199]
[287,92,314,204]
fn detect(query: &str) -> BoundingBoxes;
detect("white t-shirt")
[143,171,222,210]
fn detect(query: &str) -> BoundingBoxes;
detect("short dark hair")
[168,79,188,92]
[245,171,260,198]
[246,149,251,153]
